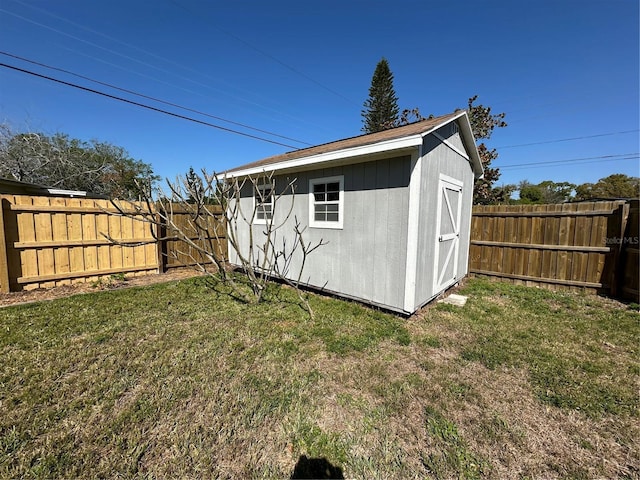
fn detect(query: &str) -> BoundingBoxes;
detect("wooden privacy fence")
[157,203,227,272]
[469,200,639,301]
[0,195,227,293]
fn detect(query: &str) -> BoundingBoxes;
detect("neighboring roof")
[0,178,107,198]
[226,110,484,178]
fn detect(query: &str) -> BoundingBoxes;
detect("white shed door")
[433,175,463,295]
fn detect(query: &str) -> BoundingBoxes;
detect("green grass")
[422,406,490,479]
[456,281,639,417]
[1,277,638,479]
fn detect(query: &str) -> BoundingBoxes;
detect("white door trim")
[433,174,463,296]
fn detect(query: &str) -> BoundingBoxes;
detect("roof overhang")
[224,110,484,179]
[224,135,423,178]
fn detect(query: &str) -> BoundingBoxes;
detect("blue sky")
[0,0,638,192]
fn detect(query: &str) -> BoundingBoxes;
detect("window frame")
[253,180,275,224]
[309,175,344,229]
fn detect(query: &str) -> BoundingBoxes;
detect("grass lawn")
[1,276,638,479]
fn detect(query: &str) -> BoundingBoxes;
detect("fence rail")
[0,195,227,293]
[469,200,638,302]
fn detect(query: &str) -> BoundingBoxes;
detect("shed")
[225,110,483,314]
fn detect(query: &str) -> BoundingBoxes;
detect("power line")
[167,0,358,106]
[0,51,312,146]
[0,10,279,111]
[498,153,639,170]
[2,4,334,133]
[12,0,355,106]
[0,62,301,149]
[502,157,638,171]
[0,9,199,87]
[495,130,640,149]
[11,0,218,83]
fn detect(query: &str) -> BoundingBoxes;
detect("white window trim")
[309,175,344,229]
[253,180,274,225]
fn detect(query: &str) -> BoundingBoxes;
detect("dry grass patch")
[1,276,637,479]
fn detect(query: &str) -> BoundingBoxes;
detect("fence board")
[68,205,85,283]
[51,198,71,286]
[571,202,590,292]
[620,200,639,302]
[528,205,544,287]
[16,196,38,286]
[588,202,604,290]
[95,210,111,272]
[33,197,55,288]
[81,199,98,282]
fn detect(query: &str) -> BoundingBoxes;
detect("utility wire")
[0,62,300,149]
[168,0,358,106]
[0,9,285,112]
[2,5,333,133]
[495,130,639,149]
[502,157,638,171]
[0,51,311,146]
[11,0,220,84]
[0,9,201,88]
[498,153,639,169]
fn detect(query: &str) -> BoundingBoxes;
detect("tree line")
[506,175,640,204]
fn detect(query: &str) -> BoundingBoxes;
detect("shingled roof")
[226,110,483,177]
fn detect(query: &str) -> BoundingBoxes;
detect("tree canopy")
[0,125,158,199]
[574,174,640,200]
[500,175,639,204]
[517,180,576,204]
[361,58,400,133]
[466,96,508,204]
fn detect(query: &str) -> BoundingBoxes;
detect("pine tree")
[361,58,400,133]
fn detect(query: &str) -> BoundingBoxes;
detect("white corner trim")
[403,149,422,313]
[432,131,470,160]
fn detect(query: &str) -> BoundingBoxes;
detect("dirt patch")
[0,269,202,308]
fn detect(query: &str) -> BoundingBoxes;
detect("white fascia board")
[46,188,89,197]
[417,110,468,140]
[224,135,424,178]
[454,113,484,179]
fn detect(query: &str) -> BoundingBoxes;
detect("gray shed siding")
[231,155,412,312]
[413,125,475,308]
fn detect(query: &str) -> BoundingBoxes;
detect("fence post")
[0,198,11,293]
[155,202,166,274]
[609,202,630,298]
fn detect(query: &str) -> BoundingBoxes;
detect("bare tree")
[106,169,326,317]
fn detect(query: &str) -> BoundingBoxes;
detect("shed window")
[254,182,274,223]
[309,176,343,229]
